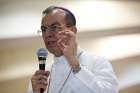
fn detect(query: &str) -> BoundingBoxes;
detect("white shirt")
[27,49,118,93]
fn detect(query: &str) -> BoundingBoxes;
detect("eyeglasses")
[37,25,71,36]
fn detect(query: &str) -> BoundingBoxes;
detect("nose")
[44,31,56,39]
[48,32,53,38]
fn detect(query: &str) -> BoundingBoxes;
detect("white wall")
[0,0,140,93]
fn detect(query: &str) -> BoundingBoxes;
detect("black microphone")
[37,48,48,93]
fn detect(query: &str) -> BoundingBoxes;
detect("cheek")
[42,36,46,43]
[42,33,45,39]
[41,35,48,46]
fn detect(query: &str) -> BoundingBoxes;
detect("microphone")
[37,48,48,93]
[37,48,48,70]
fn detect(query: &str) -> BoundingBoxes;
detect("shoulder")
[79,50,107,63]
[79,50,112,70]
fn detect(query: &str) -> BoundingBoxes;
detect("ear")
[69,26,77,34]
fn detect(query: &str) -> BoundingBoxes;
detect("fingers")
[59,30,74,36]
[31,70,50,93]
[34,70,45,76]
[58,41,66,51]
[33,70,50,85]
[36,75,48,81]
[32,75,48,86]
[37,77,48,86]
[34,70,50,76]
[57,30,73,45]
[56,29,76,52]
[59,30,76,41]
[44,71,50,77]
[57,35,68,50]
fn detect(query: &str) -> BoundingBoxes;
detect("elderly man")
[27,6,118,93]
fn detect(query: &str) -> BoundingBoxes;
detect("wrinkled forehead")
[41,9,66,26]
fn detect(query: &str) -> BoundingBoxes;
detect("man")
[27,6,118,93]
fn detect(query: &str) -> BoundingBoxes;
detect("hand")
[31,70,50,93]
[57,29,77,57]
[57,29,79,69]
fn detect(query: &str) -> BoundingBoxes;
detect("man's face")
[41,9,69,56]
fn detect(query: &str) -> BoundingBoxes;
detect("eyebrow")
[49,22,61,27]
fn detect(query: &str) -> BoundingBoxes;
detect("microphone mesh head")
[37,48,48,57]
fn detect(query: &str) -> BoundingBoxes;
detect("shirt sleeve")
[74,57,119,93]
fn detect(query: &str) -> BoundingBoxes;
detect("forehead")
[41,9,66,26]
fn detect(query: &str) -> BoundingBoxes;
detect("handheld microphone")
[37,48,48,93]
[37,48,48,70]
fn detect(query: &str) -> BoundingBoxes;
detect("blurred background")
[0,0,140,93]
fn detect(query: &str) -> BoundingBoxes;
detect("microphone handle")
[40,88,44,93]
[39,63,45,70]
[39,61,45,93]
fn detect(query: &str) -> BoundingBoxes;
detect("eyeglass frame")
[37,24,72,36]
